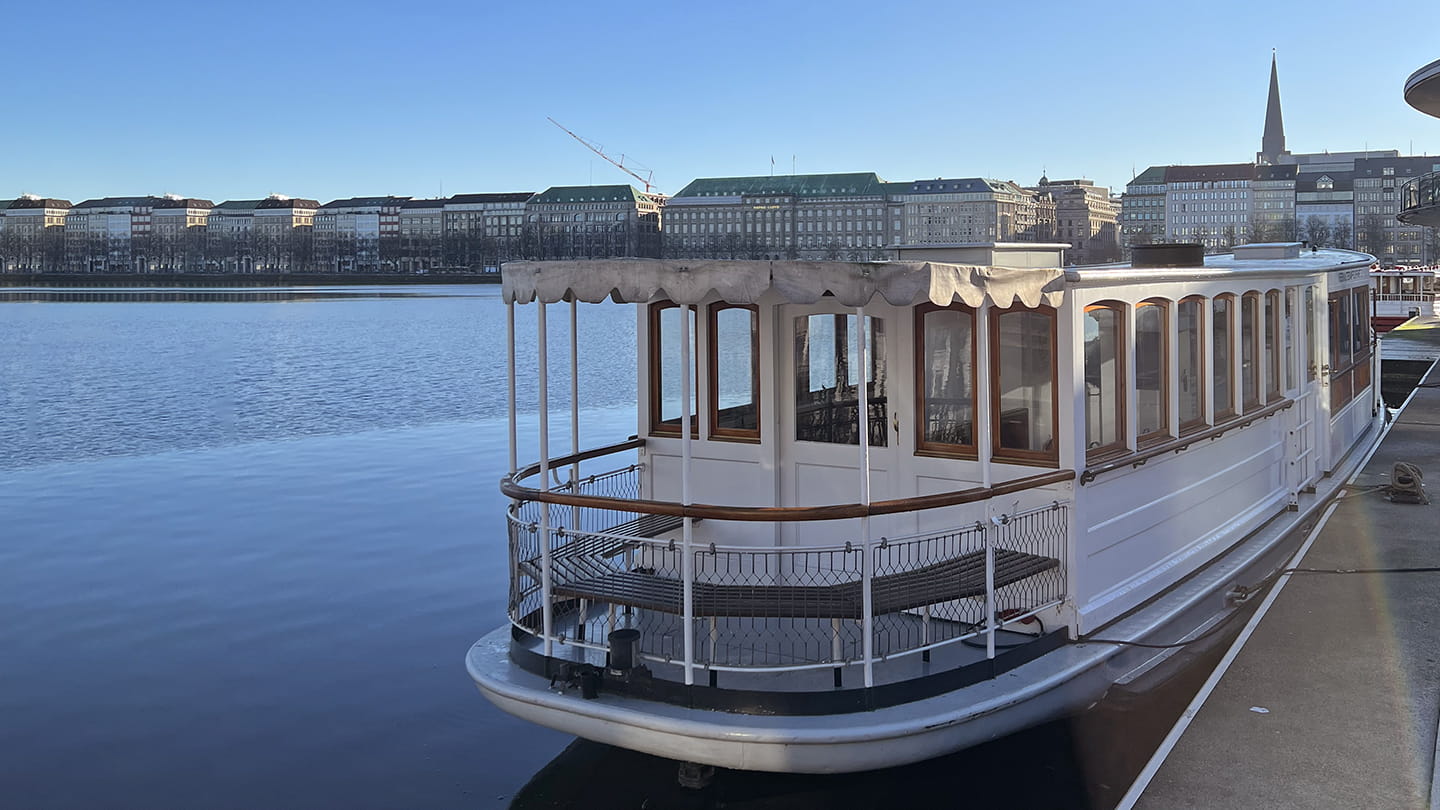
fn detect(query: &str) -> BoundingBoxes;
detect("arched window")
[1241,292,1263,413]
[1213,295,1236,420]
[1083,302,1125,458]
[916,302,977,456]
[1265,290,1283,402]
[1177,296,1206,432]
[1135,299,1170,443]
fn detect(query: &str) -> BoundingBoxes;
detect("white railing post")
[984,519,997,660]
[537,302,554,658]
[569,299,582,528]
[506,300,517,476]
[857,307,875,688]
[680,305,696,687]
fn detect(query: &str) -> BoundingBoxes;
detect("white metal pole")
[569,299,580,487]
[985,523,996,660]
[506,301,517,475]
[538,303,554,658]
[977,303,994,489]
[680,305,696,686]
[857,307,874,688]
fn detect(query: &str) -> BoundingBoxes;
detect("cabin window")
[1284,289,1297,391]
[1265,291,1282,402]
[1213,295,1236,419]
[1305,287,1317,382]
[1083,303,1125,458]
[1135,299,1170,443]
[1328,290,1353,409]
[649,302,698,436]
[1241,292,1261,413]
[991,305,1057,465]
[1351,288,1372,395]
[916,303,976,456]
[794,313,887,446]
[709,304,759,440]
[1177,296,1205,432]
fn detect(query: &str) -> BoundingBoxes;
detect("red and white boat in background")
[1370,263,1440,332]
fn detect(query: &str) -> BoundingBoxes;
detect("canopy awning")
[502,259,1065,308]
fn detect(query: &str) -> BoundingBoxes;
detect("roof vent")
[1131,243,1204,268]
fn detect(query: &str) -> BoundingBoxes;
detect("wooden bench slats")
[551,548,1058,620]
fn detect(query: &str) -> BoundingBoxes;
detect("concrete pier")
[1131,318,1440,809]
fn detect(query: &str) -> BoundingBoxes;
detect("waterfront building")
[399,198,445,273]
[1250,164,1298,243]
[442,192,532,271]
[1164,163,1254,251]
[1295,171,1354,248]
[314,196,411,273]
[150,196,213,272]
[1355,155,1440,265]
[1028,177,1120,264]
[64,196,168,273]
[663,172,894,261]
[0,195,71,272]
[523,184,661,259]
[208,200,263,273]
[1119,166,1167,249]
[253,196,318,273]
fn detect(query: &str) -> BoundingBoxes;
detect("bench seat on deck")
[519,514,688,584]
[551,547,1058,619]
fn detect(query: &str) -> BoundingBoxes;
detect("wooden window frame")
[707,303,761,443]
[1135,298,1172,446]
[1177,296,1207,435]
[1327,290,1354,410]
[1083,302,1127,462]
[989,304,1059,467]
[1241,291,1263,414]
[1265,290,1283,403]
[647,300,698,438]
[1213,294,1238,422]
[914,302,978,459]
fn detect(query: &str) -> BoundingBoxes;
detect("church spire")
[1260,50,1288,165]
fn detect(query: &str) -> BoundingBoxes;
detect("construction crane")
[548,117,658,194]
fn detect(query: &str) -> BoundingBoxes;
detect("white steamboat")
[468,241,1384,774]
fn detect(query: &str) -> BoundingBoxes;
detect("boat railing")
[502,439,1073,682]
[1374,293,1436,302]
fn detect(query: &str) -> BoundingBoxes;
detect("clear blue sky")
[4,0,1438,203]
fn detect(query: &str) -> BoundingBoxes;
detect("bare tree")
[1361,213,1388,260]
[1221,225,1237,251]
[1332,221,1352,250]
[1304,216,1331,249]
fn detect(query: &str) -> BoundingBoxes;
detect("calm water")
[2,286,1194,809]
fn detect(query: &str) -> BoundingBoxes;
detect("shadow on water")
[508,635,1236,810]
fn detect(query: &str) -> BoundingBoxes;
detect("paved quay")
[1130,318,1440,809]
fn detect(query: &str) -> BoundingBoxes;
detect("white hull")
[467,408,1382,773]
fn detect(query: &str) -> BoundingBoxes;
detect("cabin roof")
[502,259,1064,308]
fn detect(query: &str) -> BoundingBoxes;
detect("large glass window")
[649,301,697,436]
[991,306,1057,464]
[1284,288,1296,392]
[794,313,887,446]
[709,304,759,440]
[1242,292,1261,412]
[1305,287,1317,382]
[1135,299,1169,442]
[1213,295,1235,419]
[916,304,976,455]
[1329,290,1352,409]
[1352,288,1372,395]
[1178,297,1205,431]
[1084,303,1125,457]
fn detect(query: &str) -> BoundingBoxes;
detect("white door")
[777,303,905,545]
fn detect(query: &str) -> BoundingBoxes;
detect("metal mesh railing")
[506,497,1071,673]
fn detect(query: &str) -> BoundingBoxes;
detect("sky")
[3,0,1439,204]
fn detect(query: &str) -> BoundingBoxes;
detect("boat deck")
[1130,317,1440,809]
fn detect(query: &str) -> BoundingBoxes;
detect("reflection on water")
[0,287,469,303]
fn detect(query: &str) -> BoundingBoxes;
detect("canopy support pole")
[537,303,554,658]
[857,306,874,689]
[681,305,696,686]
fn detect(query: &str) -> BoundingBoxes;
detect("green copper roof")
[672,173,887,198]
[532,185,643,204]
[1128,166,1168,187]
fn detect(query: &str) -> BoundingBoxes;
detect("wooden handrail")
[502,440,1075,522]
[1079,398,1295,485]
